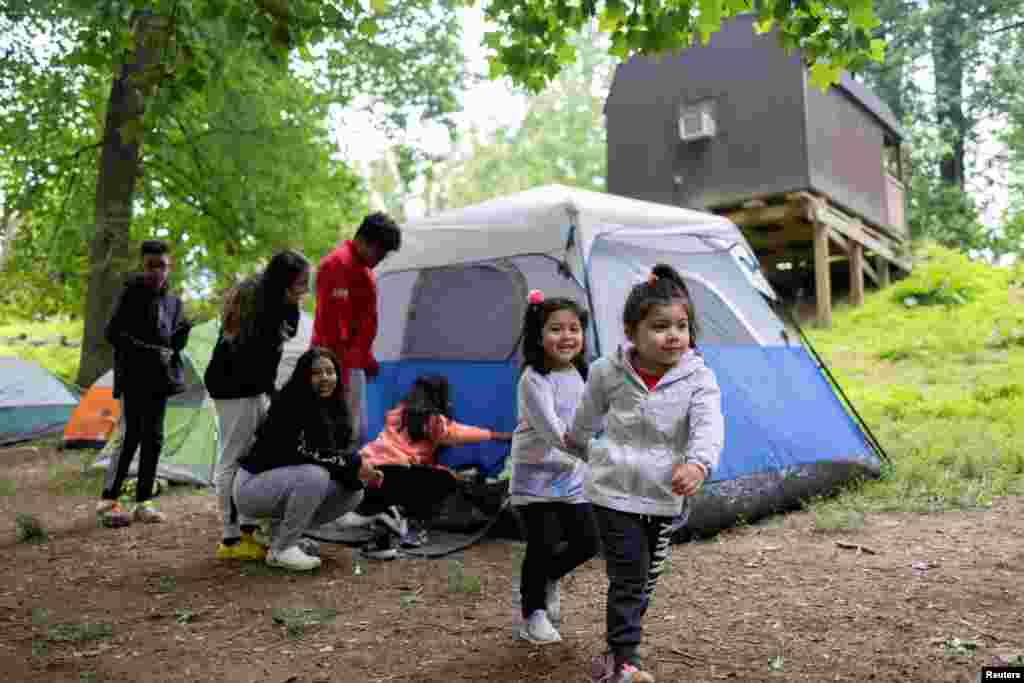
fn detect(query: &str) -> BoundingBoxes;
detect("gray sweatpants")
[234,465,363,554]
[213,395,268,539]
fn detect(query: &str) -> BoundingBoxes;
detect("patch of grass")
[15,513,48,544]
[811,506,866,533]
[271,607,338,639]
[157,576,177,593]
[0,479,16,496]
[0,317,83,386]
[47,622,112,643]
[446,559,482,594]
[31,639,49,658]
[804,244,1024,516]
[48,453,105,497]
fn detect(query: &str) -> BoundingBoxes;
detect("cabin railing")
[884,173,907,239]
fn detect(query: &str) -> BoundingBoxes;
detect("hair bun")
[527,289,545,305]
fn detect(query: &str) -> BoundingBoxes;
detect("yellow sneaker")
[215,536,267,561]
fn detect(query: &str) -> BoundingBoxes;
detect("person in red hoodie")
[312,212,401,450]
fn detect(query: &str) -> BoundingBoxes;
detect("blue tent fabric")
[0,357,78,446]
[699,345,877,481]
[363,345,877,483]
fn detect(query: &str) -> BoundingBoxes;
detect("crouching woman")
[235,347,383,571]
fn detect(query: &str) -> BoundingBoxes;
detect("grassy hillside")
[3,244,1023,521]
[0,317,83,387]
[804,244,1024,521]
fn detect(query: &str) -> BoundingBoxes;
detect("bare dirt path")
[1,445,1021,682]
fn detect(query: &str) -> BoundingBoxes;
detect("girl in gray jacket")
[567,264,724,683]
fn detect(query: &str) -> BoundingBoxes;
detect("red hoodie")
[312,240,379,384]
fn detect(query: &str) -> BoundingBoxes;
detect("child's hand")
[563,432,580,452]
[671,463,706,497]
[359,462,384,487]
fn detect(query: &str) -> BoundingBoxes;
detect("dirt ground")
[2,445,1022,683]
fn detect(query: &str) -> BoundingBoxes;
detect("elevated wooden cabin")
[605,14,910,326]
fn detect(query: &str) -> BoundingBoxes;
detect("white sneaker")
[517,610,562,644]
[266,545,322,571]
[545,579,562,624]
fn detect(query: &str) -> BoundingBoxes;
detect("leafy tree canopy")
[480,0,887,91]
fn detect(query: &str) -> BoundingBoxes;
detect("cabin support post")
[850,241,865,307]
[813,221,831,327]
[876,255,891,288]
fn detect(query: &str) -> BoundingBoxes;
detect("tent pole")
[569,216,602,358]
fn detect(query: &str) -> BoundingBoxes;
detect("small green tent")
[92,314,313,486]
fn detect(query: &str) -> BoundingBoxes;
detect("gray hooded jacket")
[569,345,724,517]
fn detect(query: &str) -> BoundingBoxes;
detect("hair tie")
[527,289,545,305]
[647,272,658,286]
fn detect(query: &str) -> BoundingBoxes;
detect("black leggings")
[356,467,457,522]
[593,506,676,663]
[518,501,601,618]
[102,392,168,503]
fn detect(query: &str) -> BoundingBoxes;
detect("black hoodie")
[105,274,190,398]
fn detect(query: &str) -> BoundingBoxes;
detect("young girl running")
[234,347,382,571]
[356,375,513,558]
[567,265,724,683]
[510,290,601,644]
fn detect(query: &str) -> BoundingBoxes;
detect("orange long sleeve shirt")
[360,404,496,467]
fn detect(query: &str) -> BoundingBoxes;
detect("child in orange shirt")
[356,375,512,558]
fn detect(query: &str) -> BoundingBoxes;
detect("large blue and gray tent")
[365,184,883,539]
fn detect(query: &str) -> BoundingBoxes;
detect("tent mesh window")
[401,260,528,361]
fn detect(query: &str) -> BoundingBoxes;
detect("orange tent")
[62,370,120,449]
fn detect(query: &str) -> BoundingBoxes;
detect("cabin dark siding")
[605,62,681,206]
[607,15,810,211]
[804,81,888,229]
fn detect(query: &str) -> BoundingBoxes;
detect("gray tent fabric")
[402,261,528,361]
[0,357,78,446]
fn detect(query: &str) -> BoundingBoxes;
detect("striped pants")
[593,506,676,664]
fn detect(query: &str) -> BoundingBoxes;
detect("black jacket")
[204,303,300,400]
[105,274,191,398]
[238,395,363,489]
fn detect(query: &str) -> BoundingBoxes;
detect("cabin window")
[884,142,903,183]
[679,99,717,142]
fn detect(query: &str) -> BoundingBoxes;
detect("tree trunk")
[77,14,168,387]
[932,0,968,189]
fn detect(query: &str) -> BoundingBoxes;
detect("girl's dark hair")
[623,264,701,345]
[400,375,452,443]
[262,346,351,451]
[520,297,589,379]
[237,249,309,345]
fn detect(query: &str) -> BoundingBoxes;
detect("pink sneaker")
[591,654,655,683]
